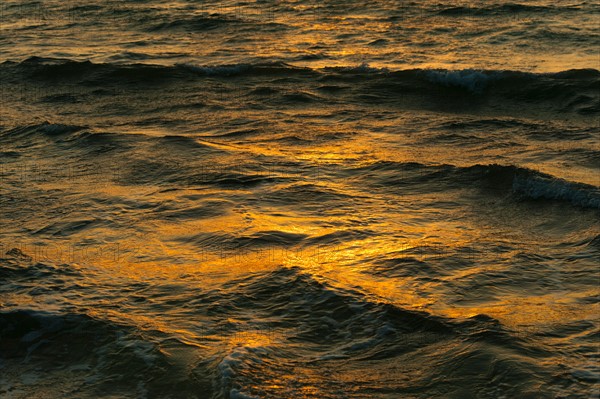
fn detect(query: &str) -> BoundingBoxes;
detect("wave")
[423,69,495,93]
[4,57,598,100]
[2,57,314,79]
[146,15,242,32]
[437,3,580,17]
[217,266,541,349]
[2,121,597,208]
[355,162,600,209]
[461,164,600,209]
[510,170,600,209]
[0,309,206,398]
[1,251,586,398]
[207,266,555,398]
[416,68,600,112]
[0,121,87,138]
[0,121,222,156]
[1,248,81,279]
[436,118,597,141]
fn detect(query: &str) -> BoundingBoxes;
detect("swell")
[217,266,546,351]
[355,162,600,209]
[0,253,579,398]
[466,164,600,209]
[0,121,222,157]
[2,122,598,208]
[145,15,243,32]
[437,3,582,16]
[207,266,555,398]
[0,309,209,398]
[141,13,286,33]
[0,248,84,280]
[2,58,598,113]
[0,121,87,138]
[1,57,315,81]
[2,121,597,208]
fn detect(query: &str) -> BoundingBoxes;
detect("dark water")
[0,1,599,398]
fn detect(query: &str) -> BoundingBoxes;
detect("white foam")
[230,388,259,399]
[335,63,389,74]
[512,174,600,209]
[218,347,247,384]
[425,69,495,93]
[179,63,251,76]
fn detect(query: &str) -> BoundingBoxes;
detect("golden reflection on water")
[9,125,595,336]
[228,328,277,348]
[1,3,598,398]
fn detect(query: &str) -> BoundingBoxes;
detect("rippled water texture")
[0,1,599,398]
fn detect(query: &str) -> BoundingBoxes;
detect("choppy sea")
[0,1,599,398]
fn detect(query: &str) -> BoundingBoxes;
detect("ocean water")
[0,1,599,398]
